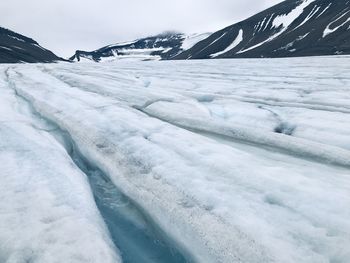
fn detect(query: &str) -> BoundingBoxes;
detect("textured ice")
[1,56,350,263]
[0,70,120,263]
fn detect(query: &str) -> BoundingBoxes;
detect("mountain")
[174,0,350,59]
[0,27,63,63]
[70,32,210,62]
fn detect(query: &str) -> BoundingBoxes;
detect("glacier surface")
[0,56,350,263]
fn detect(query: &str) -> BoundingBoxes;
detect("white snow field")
[0,56,350,263]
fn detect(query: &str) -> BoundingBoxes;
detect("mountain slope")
[70,32,210,62]
[174,0,350,59]
[0,27,63,63]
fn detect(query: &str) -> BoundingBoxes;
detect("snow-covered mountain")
[70,32,210,62]
[0,27,63,63]
[174,0,350,59]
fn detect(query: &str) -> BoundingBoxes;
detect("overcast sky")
[0,0,282,57]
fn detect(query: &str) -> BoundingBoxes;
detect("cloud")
[0,0,282,57]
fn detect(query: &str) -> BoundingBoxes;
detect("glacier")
[0,56,350,263]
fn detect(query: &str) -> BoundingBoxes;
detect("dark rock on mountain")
[0,27,63,63]
[174,0,350,59]
[70,32,210,62]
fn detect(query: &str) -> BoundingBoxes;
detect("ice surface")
[1,56,350,263]
[0,70,121,263]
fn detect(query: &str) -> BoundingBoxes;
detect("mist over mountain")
[70,32,211,62]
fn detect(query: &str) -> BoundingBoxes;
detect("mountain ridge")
[69,32,211,62]
[70,0,350,62]
[0,27,63,63]
[174,0,350,59]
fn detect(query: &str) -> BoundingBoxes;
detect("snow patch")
[210,29,243,57]
[181,33,211,50]
[238,0,316,53]
[323,10,350,37]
